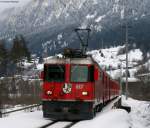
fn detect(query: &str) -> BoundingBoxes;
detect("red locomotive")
[40,29,120,120]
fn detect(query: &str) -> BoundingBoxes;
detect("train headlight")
[46,90,52,95]
[82,91,88,96]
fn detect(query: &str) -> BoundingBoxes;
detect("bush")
[117,46,126,55]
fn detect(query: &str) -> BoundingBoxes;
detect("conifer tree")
[10,36,22,62]
[38,55,44,64]
[0,40,8,76]
[19,35,31,61]
[10,35,31,63]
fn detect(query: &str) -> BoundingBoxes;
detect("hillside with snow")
[88,45,143,80]
[87,46,150,100]
[23,45,149,82]
[0,0,150,54]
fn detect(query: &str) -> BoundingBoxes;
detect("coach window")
[44,65,65,82]
[100,70,103,81]
[71,65,89,82]
[88,65,94,82]
[102,72,105,83]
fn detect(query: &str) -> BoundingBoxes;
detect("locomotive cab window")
[71,65,94,82]
[89,65,94,82]
[44,65,65,82]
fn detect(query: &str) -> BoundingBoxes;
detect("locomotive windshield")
[71,65,89,82]
[44,65,65,82]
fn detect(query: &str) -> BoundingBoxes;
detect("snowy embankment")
[0,97,149,128]
[123,97,150,128]
[72,109,129,128]
[0,111,50,128]
[73,97,150,128]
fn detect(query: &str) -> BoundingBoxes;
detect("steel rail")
[0,103,41,115]
[62,121,79,128]
[38,121,79,128]
[39,120,59,128]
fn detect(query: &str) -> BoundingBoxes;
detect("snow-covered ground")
[0,97,149,128]
[0,111,49,128]
[72,109,129,128]
[123,97,150,128]
[72,97,150,128]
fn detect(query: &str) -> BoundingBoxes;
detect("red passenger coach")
[40,49,120,120]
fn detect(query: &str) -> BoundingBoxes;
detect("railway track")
[0,103,42,118]
[39,120,79,128]
[39,121,59,128]
[63,121,79,128]
[38,97,121,128]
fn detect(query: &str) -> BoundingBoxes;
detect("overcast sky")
[0,0,31,12]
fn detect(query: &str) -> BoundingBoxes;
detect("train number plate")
[76,84,84,89]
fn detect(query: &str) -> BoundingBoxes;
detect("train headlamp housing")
[46,90,52,95]
[82,91,88,96]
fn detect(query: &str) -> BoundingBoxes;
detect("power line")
[123,0,131,100]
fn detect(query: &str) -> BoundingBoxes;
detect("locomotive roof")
[44,56,94,65]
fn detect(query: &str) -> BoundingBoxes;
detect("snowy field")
[123,97,150,128]
[0,97,149,128]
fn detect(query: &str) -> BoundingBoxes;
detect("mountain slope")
[0,0,150,55]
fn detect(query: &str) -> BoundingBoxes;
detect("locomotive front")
[41,56,96,120]
[40,28,121,120]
